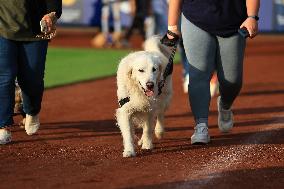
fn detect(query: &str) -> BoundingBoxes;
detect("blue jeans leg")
[0,37,18,128]
[17,40,48,116]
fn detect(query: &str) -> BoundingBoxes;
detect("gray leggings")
[181,14,246,123]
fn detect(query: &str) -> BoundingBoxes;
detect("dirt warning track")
[0,35,283,189]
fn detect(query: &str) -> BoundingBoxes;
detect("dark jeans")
[0,37,48,128]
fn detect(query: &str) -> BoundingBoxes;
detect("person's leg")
[0,37,18,144]
[216,35,246,109]
[181,15,216,124]
[17,40,48,135]
[0,37,18,128]
[137,16,146,39]
[215,35,246,133]
[181,15,216,144]
[112,2,121,33]
[101,5,110,34]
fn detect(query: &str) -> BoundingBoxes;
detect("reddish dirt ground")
[0,31,284,189]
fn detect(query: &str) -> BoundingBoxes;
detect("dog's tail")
[143,35,172,60]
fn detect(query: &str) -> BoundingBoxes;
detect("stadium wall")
[59,0,284,32]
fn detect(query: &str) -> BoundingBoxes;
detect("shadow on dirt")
[166,105,284,119]
[40,120,119,132]
[240,89,284,96]
[10,119,120,144]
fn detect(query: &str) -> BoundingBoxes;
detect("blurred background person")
[92,0,122,48]
[101,0,122,47]
[151,0,168,35]
[123,0,151,45]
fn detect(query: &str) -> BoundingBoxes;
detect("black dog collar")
[119,97,130,107]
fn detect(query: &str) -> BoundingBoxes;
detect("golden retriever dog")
[116,36,173,157]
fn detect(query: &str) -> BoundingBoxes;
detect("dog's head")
[119,51,162,98]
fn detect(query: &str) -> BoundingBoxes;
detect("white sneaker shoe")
[0,128,12,144]
[183,74,189,93]
[191,123,210,144]
[217,96,233,133]
[25,114,40,135]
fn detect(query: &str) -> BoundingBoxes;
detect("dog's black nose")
[146,82,154,90]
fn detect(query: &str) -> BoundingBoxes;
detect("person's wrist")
[168,25,178,31]
[168,25,180,36]
[248,15,259,21]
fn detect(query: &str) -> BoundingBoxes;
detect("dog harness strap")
[119,97,130,107]
[158,43,178,95]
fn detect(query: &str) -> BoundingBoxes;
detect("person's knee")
[220,79,243,98]
[220,76,242,89]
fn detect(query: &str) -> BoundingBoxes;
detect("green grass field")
[45,47,180,88]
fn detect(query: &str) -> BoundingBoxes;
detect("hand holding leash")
[160,30,180,47]
[36,12,58,39]
[158,32,180,95]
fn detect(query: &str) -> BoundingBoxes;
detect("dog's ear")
[117,54,134,99]
[117,54,134,81]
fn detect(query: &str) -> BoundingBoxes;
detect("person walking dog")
[162,0,260,144]
[0,0,62,144]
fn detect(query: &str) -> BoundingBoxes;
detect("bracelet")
[168,25,178,31]
[248,15,259,21]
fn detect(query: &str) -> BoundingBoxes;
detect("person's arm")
[167,0,182,36]
[240,0,260,38]
[160,0,182,46]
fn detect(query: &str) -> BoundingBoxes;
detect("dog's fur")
[116,36,173,157]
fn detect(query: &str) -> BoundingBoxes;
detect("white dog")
[116,36,173,157]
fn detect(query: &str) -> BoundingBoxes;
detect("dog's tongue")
[145,90,154,97]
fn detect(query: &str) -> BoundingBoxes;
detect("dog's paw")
[123,150,136,158]
[155,130,164,140]
[141,141,153,150]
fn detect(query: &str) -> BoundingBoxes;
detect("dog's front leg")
[140,115,154,150]
[155,112,165,139]
[116,109,136,157]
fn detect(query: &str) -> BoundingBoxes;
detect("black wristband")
[248,15,259,21]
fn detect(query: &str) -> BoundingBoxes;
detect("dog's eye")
[152,67,157,72]
[138,69,144,73]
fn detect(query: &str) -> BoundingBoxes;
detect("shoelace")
[195,126,208,134]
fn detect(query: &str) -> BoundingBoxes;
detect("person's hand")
[160,30,180,47]
[240,17,258,39]
[37,12,57,39]
[41,12,57,34]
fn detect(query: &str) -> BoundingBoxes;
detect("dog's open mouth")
[139,82,155,97]
[144,88,154,97]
